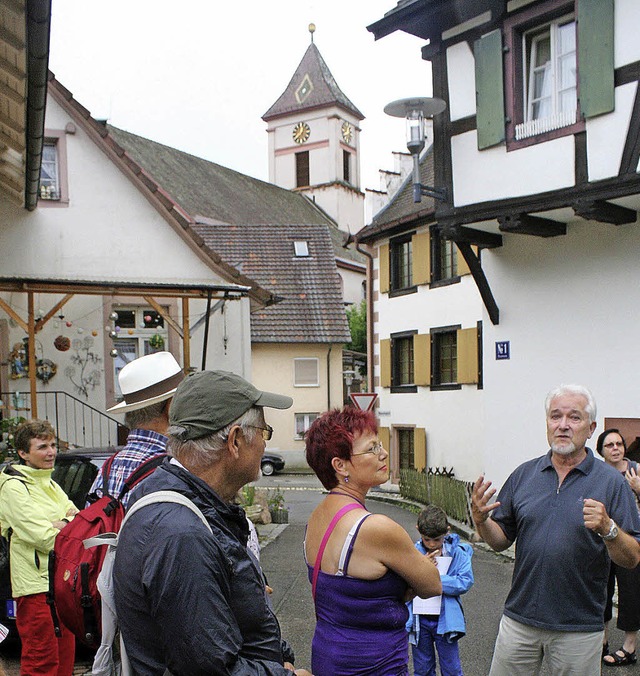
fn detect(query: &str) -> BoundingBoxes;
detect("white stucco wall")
[0,92,252,433]
[587,82,637,182]
[480,218,640,489]
[451,131,575,205]
[373,229,486,481]
[615,0,640,68]
[446,42,477,122]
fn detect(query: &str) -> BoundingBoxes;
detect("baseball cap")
[169,370,292,440]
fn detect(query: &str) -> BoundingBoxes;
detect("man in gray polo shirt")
[472,384,640,676]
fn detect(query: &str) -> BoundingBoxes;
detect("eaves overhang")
[367,0,494,42]
[356,206,436,244]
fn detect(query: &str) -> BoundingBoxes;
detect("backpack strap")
[117,454,167,501]
[84,490,212,552]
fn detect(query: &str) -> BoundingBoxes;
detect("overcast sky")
[48,1,432,197]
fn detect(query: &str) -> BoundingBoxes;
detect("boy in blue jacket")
[406,505,474,676]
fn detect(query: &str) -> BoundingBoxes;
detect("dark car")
[261,452,285,476]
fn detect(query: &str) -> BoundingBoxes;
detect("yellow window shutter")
[380,339,391,387]
[413,333,431,386]
[456,244,478,276]
[412,232,430,286]
[379,243,390,293]
[378,426,391,455]
[414,427,427,471]
[457,327,479,384]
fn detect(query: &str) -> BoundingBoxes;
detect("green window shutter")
[414,427,427,471]
[578,0,614,119]
[457,327,479,384]
[414,333,431,387]
[474,29,505,150]
[379,244,390,294]
[380,339,391,388]
[412,232,430,286]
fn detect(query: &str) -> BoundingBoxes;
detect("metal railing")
[399,467,474,527]
[1,390,127,450]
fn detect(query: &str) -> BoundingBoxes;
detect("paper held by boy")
[412,556,452,615]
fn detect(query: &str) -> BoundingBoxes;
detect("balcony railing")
[1,390,127,450]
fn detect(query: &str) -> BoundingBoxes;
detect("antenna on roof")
[309,23,316,43]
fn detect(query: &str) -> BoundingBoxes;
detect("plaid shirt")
[88,429,168,508]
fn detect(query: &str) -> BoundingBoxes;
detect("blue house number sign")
[495,341,510,360]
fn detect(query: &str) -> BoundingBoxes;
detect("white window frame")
[111,306,169,398]
[294,357,320,387]
[517,15,577,140]
[295,412,319,440]
[294,241,309,257]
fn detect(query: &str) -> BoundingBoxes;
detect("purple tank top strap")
[341,512,372,575]
[311,503,362,600]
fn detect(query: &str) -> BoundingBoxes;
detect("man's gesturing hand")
[471,475,501,526]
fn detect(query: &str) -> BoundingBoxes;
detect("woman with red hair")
[305,407,441,675]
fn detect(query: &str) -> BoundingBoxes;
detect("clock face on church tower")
[341,121,353,145]
[293,122,311,144]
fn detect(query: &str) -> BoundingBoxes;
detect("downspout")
[327,345,332,411]
[201,290,212,371]
[355,240,374,392]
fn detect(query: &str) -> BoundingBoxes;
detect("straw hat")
[107,351,184,413]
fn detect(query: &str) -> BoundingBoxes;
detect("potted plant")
[239,485,262,523]
[268,488,288,524]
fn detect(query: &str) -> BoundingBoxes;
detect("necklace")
[329,490,366,507]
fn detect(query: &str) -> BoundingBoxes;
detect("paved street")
[260,476,640,675]
[1,475,637,674]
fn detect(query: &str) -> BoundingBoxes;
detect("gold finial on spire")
[309,23,316,43]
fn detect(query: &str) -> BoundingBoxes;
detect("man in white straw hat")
[88,351,184,507]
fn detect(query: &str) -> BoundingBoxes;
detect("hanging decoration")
[54,335,71,352]
[149,334,165,351]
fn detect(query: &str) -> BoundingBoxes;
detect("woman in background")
[597,428,640,667]
[304,407,441,675]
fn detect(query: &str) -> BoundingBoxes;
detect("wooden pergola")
[0,276,252,417]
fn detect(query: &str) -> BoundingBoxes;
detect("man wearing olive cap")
[113,371,312,676]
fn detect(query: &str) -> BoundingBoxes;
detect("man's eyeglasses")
[352,441,384,457]
[247,424,273,441]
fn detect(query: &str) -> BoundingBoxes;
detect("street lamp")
[384,96,447,203]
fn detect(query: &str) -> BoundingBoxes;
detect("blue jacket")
[405,532,474,644]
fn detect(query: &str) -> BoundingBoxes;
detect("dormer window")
[294,241,309,257]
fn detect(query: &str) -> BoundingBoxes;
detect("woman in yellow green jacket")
[0,420,78,676]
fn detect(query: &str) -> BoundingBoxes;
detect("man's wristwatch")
[600,519,619,541]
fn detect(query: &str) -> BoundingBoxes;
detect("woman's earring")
[344,475,349,484]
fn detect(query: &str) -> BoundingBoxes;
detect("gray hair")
[124,400,169,429]
[545,384,597,423]
[167,406,264,472]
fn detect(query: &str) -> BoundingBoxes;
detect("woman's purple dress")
[307,512,409,675]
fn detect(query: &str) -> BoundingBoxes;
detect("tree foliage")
[345,300,367,354]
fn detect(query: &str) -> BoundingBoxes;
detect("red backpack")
[47,452,166,647]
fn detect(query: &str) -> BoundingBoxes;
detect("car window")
[52,459,99,510]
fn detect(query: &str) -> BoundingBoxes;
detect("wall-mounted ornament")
[35,359,57,383]
[9,342,28,379]
[54,335,71,352]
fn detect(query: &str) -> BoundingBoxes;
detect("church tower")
[263,25,365,235]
